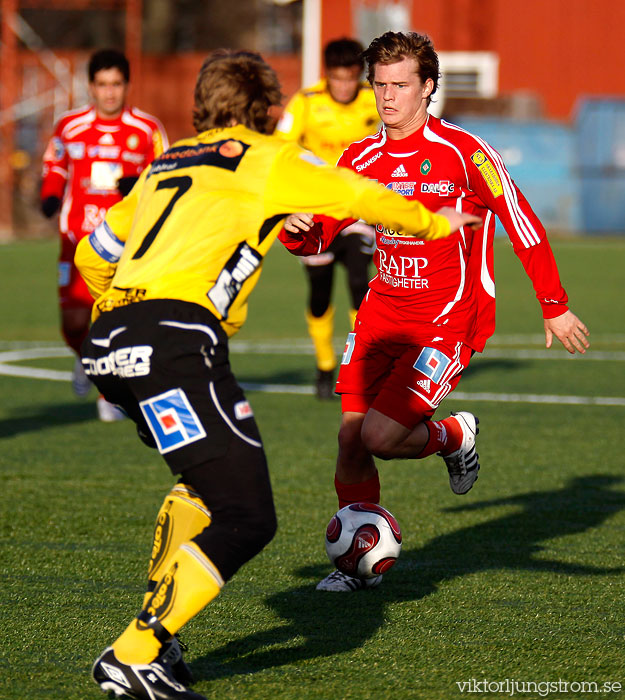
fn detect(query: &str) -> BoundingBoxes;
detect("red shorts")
[58,236,93,310]
[336,310,473,429]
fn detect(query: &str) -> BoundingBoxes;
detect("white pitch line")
[449,391,625,407]
[239,384,625,406]
[478,348,625,362]
[1,344,624,407]
[228,341,625,361]
[487,332,625,346]
[241,382,314,395]
[0,365,71,381]
[0,346,73,382]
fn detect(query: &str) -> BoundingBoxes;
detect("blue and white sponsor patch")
[67,142,85,159]
[386,181,416,196]
[140,388,207,454]
[58,261,71,287]
[52,137,65,160]
[413,347,451,383]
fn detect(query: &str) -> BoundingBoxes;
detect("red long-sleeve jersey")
[41,105,168,245]
[279,115,569,352]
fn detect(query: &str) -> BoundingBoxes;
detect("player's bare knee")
[361,429,396,460]
[337,416,363,451]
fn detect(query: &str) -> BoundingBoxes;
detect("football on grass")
[325,502,402,579]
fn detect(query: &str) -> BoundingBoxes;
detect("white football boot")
[440,411,480,495]
[316,569,383,592]
[97,396,126,422]
[71,356,92,397]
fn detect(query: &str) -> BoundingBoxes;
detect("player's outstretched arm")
[544,310,590,354]
[284,209,481,236]
[284,213,314,233]
[437,207,482,233]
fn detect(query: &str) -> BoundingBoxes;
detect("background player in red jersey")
[41,48,168,421]
[275,38,380,399]
[280,31,589,592]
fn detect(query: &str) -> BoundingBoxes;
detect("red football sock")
[334,472,380,509]
[417,416,463,459]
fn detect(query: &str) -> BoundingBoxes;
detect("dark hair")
[88,49,130,82]
[193,49,283,134]
[324,38,365,70]
[363,31,440,103]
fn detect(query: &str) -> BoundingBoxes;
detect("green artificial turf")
[0,237,623,699]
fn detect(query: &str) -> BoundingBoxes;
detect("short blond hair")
[193,49,283,134]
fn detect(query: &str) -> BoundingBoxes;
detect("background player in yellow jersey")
[76,49,479,700]
[275,38,380,398]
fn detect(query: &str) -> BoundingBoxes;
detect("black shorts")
[82,300,263,474]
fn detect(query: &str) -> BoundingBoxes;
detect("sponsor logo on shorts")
[140,388,207,454]
[342,332,356,365]
[234,400,253,420]
[82,345,153,378]
[58,261,71,287]
[413,347,451,383]
[415,378,431,392]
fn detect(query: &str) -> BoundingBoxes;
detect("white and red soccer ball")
[324,502,402,579]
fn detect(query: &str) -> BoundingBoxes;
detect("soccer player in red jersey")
[41,49,168,421]
[279,32,589,592]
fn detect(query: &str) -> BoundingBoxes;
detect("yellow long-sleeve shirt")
[75,124,450,337]
[274,79,380,165]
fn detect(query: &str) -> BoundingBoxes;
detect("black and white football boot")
[160,636,194,686]
[316,569,382,592]
[440,411,480,495]
[92,647,206,700]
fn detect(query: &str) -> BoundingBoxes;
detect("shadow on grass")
[192,474,624,680]
[0,401,95,437]
[461,357,525,379]
[236,368,313,386]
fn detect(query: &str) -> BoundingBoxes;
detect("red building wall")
[322,0,625,121]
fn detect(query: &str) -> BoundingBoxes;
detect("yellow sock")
[306,306,336,372]
[143,483,212,607]
[113,543,223,665]
[348,307,358,330]
[145,543,223,635]
[112,621,162,665]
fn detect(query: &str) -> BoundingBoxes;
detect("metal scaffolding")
[0,0,142,239]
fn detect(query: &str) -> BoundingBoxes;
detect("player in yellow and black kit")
[76,49,479,700]
[275,38,380,398]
